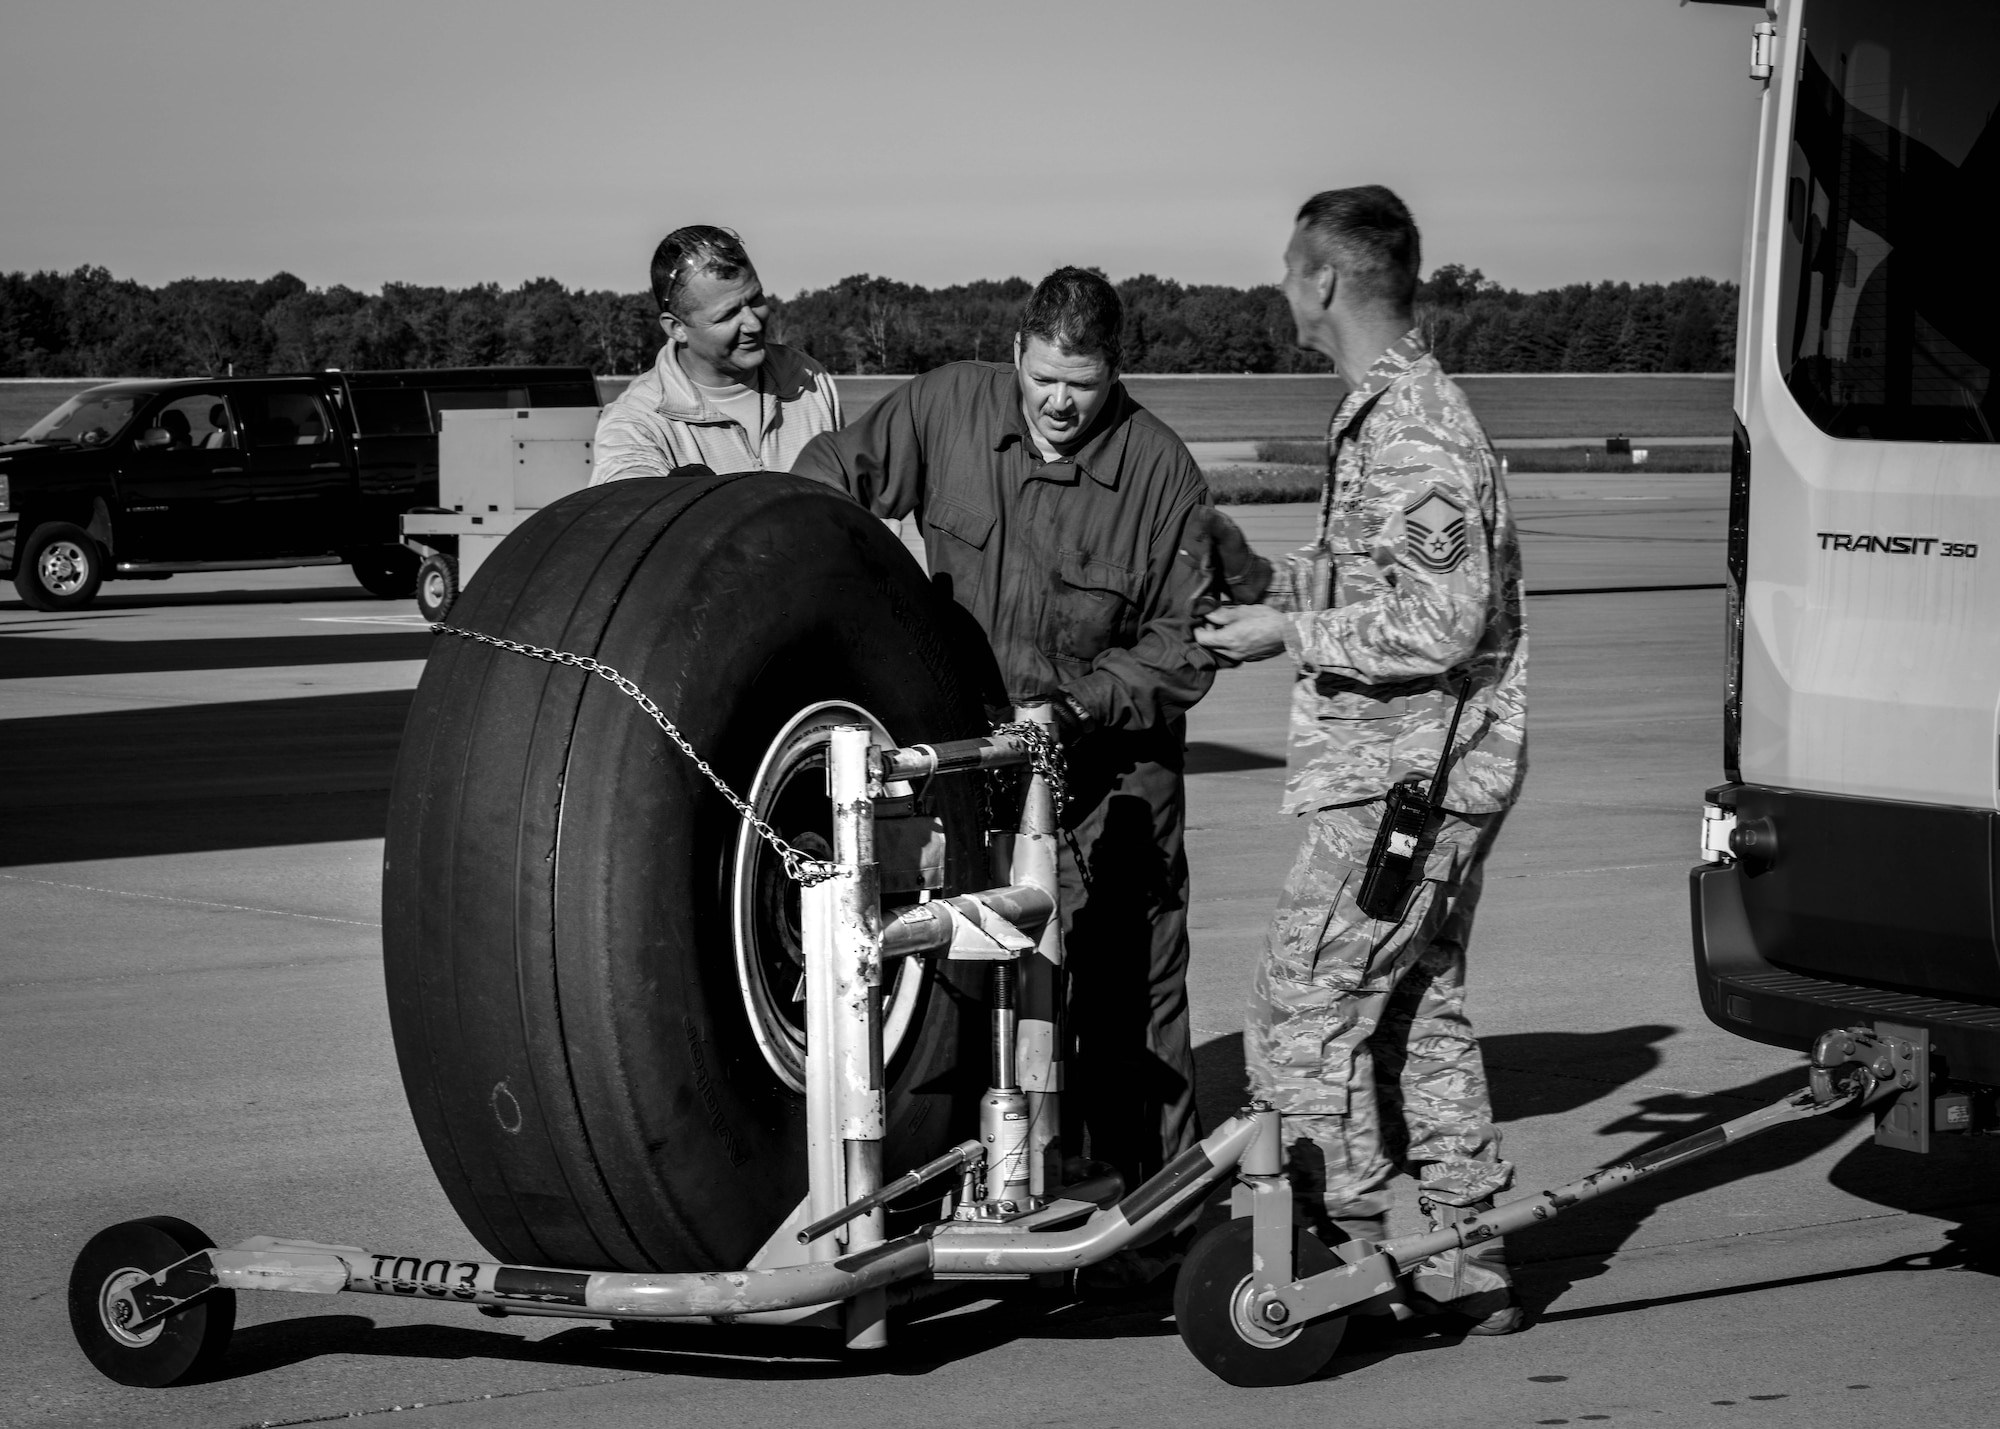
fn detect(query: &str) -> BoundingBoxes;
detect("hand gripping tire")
[384,474,996,1273]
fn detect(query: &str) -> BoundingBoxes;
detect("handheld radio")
[1354,677,1473,922]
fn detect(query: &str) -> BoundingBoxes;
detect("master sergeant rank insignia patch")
[1404,488,1470,573]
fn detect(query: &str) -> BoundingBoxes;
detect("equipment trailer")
[70,700,1913,1388]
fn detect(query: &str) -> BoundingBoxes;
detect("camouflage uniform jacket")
[1272,331,1527,815]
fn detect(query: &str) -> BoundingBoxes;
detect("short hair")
[1019,266,1123,368]
[1294,186,1421,312]
[650,225,754,317]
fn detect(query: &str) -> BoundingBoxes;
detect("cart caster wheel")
[68,1217,234,1387]
[1172,1219,1345,1387]
[415,553,458,623]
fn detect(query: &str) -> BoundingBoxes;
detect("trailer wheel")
[351,545,420,598]
[1174,1219,1347,1387]
[415,553,458,622]
[384,474,994,1273]
[68,1217,234,1387]
[14,521,105,611]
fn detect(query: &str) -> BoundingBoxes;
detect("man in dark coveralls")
[793,268,1216,1281]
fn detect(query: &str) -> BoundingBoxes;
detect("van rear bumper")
[1690,859,2000,1087]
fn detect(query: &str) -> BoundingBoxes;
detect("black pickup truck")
[0,366,599,610]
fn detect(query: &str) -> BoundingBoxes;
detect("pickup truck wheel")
[383,473,995,1273]
[351,546,420,599]
[415,554,458,622]
[14,522,105,611]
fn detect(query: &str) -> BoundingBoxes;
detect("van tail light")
[1723,416,1750,781]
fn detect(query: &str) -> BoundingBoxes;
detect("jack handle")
[799,1140,985,1244]
[1372,1025,1906,1272]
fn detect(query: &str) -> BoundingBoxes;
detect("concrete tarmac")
[4,475,1995,1427]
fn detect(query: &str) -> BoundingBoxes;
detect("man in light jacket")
[591,225,840,483]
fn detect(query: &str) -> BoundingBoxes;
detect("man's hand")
[1196,604,1290,664]
[1050,690,1098,745]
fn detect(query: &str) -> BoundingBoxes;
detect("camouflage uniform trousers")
[1246,799,1513,1301]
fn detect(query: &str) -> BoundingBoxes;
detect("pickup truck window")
[236,391,335,448]
[19,392,145,446]
[143,393,235,450]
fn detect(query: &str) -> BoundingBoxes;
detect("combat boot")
[1409,1195,1522,1335]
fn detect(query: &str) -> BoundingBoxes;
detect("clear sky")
[0,0,1764,297]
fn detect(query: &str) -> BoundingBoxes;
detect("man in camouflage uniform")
[1199,186,1528,1334]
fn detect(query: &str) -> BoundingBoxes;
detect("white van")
[1691,0,2000,1148]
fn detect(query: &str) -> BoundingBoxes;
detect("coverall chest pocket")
[926,499,995,551]
[1045,549,1143,661]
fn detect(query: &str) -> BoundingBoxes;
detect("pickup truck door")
[113,391,247,559]
[232,383,353,555]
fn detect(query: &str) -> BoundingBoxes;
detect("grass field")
[1256,439,1729,473]
[0,382,103,440]
[835,372,1732,441]
[3,372,1733,446]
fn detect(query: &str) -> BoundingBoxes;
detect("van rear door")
[1745,0,2000,809]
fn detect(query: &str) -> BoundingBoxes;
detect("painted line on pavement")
[300,614,433,626]
[1529,582,1724,596]
[0,872,382,927]
[1499,860,1685,879]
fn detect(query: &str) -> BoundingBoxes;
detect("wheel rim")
[731,701,927,1093]
[38,539,89,596]
[98,1268,164,1348]
[1225,1272,1307,1350]
[421,567,447,608]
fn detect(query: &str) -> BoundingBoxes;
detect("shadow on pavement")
[0,584,378,613]
[1509,1066,2000,1317]
[0,689,410,865]
[1483,1024,1678,1122]
[1193,1025,1682,1140]
[1184,742,1285,775]
[1534,1205,2000,1327]
[212,1285,1190,1387]
[0,629,432,678]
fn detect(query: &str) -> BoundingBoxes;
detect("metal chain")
[431,624,841,886]
[990,719,1069,823]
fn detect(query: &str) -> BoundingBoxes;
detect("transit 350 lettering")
[1815,532,1978,558]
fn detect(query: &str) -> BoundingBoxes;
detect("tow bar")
[64,708,1918,1389]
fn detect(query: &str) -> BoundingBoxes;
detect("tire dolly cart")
[67,698,1919,1387]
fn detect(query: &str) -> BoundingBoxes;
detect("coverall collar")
[993,378,1133,490]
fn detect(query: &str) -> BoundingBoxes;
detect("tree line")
[0,263,1736,378]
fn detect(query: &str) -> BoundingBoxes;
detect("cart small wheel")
[68,1217,234,1387]
[1172,1218,1345,1388]
[415,553,458,622]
